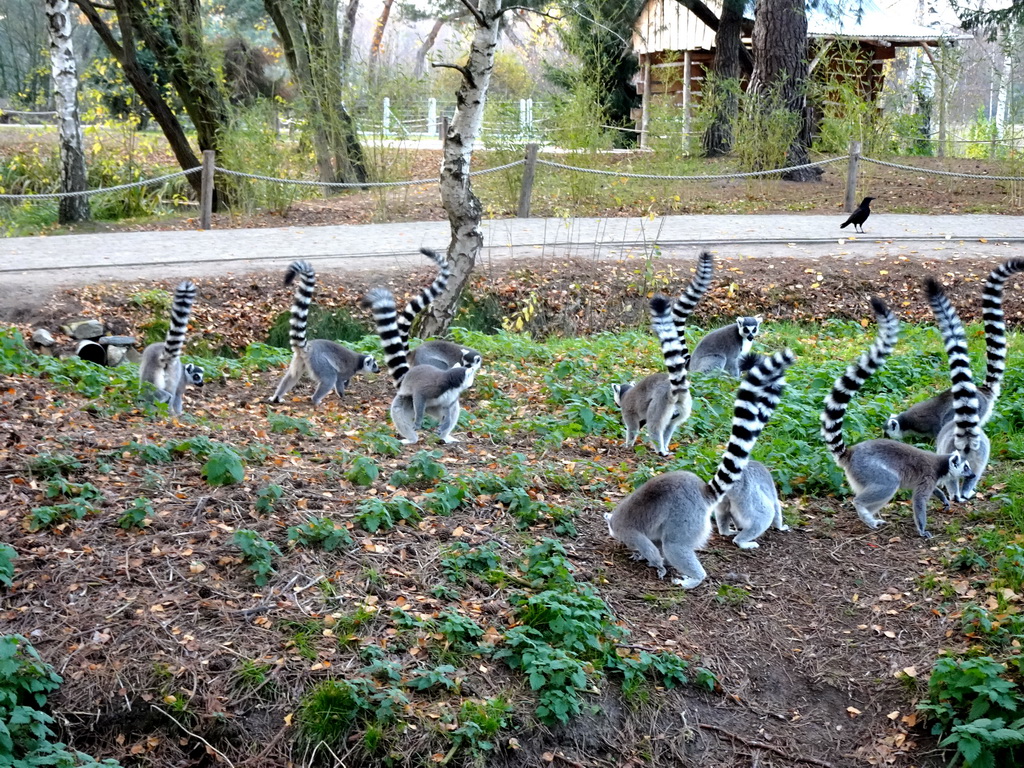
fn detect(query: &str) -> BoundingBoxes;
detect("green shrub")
[0,544,16,588]
[267,307,371,348]
[202,447,246,486]
[232,530,281,586]
[117,497,154,530]
[287,518,353,552]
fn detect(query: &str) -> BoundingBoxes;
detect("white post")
[640,56,652,149]
[382,96,391,135]
[527,98,533,131]
[519,98,527,136]
[427,97,437,137]
[682,50,692,147]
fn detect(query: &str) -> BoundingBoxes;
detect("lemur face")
[735,316,762,342]
[363,356,381,373]
[183,364,205,387]
[460,349,482,369]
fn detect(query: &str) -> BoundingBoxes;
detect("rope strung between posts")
[0,168,201,201]
[859,156,1024,181]
[213,159,526,188]
[534,155,849,180]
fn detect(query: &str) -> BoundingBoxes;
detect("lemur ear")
[754,315,764,324]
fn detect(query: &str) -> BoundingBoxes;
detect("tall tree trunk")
[414,18,445,78]
[748,0,820,181]
[702,0,743,157]
[73,0,205,200]
[420,0,502,337]
[341,0,360,74]
[44,0,89,223]
[368,0,395,81]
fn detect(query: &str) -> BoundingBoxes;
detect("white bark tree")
[44,0,90,223]
[420,0,503,336]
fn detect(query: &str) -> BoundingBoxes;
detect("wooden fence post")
[845,140,861,213]
[440,115,450,147]
[200,150,215,230]
[517,143,539,219]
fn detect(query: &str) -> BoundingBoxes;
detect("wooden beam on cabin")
[670,0,753,75]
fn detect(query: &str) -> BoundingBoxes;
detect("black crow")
[840,196,875,233]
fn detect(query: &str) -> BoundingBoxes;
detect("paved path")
[2,213,1022,313]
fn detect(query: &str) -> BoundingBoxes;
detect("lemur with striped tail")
[822,298,973,538]
[926,278,990,501]
[613,252,713,455]
[606,348,795,589]
[139,281,204,416]
[395,248,482,373]
[364,250,480,444]
[885,258,1024,439]
[270,261,379,406]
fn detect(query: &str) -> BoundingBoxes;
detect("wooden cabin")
[631,0,957,145]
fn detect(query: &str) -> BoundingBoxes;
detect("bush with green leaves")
[255,484,285,515]
[920,655,1024,767]
[232,530,281,586]
[267,413,315,436]
[389,450,446,487]
[28,499,97,532]
[440,542,502,584]
[354,497,421,533]
[201,446,246,486]
[117,497,153,530]
[0,634,122,767]
[287,517,353,552]
[0,544,16,588]
[345,456,380,487]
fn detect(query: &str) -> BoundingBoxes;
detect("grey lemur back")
[139,280,203,416]
[613,251,712,455]
[606,349,795,589]
[885,258,1024,439]
[821,297,973,538]
[364,259,480,444]
[714,459,788,549]
[270,260,379,407]
[926,278,990,501]
[613,295,695,456]
[409,340,482,371]
[689,316,763,376]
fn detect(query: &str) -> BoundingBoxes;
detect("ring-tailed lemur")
[364,285,480,444]
[688,316,763,376]
[270,261,379,406]
[926,278,990,501]
[138,281,204,416]
[821,298,974,538]
[605,349,795,589]
[612,252,713,455]
[885,258,1024,439]
[613,296,692,456]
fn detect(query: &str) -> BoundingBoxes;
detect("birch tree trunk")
[419,0,502,337]
[44,0,90,223]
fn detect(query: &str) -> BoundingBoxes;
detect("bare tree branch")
[431,61,476,89]
[457,0,487,27]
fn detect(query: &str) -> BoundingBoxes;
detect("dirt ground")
[2,251,1018,766]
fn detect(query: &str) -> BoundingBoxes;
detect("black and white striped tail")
[283,260,316,352]
[159,281,197,365]
[706,348,795,504]
[981,258,1024,395]
[396,248,451,341]
[672,250,714,333]
[649,295,690,403]
[821,298,898,462]
[925,277,981,451]
[363,287,409,383]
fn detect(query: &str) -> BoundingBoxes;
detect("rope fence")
[2,141,1021,225]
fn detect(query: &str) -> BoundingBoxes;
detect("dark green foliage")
[287,517,353,552]
[0,634,122,767]
[405,665,458,692]
[232,530,281,586]
[267,413,316,435]
[267,306,371,348]
[441,542,502,583]
[25,452,82,479]
[920,655,1024,768]
[354,497,421,533]
[345,456,380,487]
[0,545,15,588]
[389,450,445,487]
[123,441,173,464]
[202,447,247,486]
[255,484,285,515]
[28,500,96,532]
[422,485,466,516]
[117,498,154,530]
